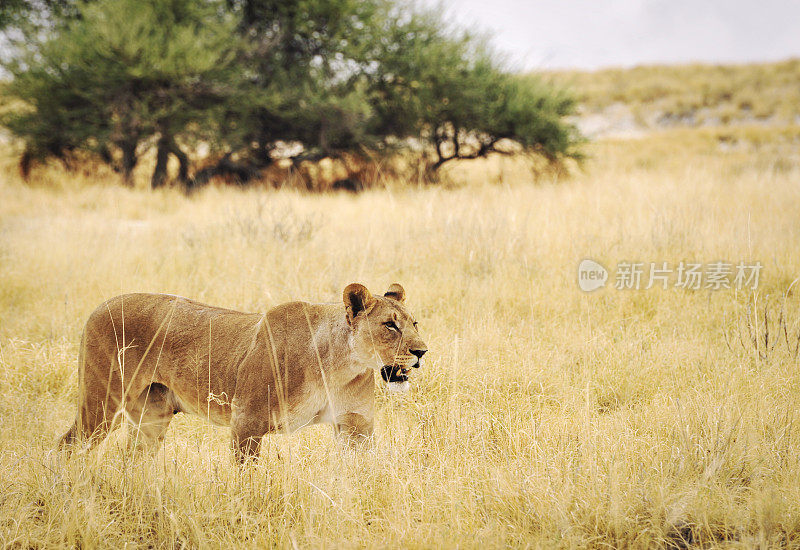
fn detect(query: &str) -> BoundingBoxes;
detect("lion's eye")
[383,321,400,332]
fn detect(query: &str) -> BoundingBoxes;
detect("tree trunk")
[151,135,170,189]
[99,145,117,172]
[254,137,272,167]
[119,139,138,187]
[169,141,189,185]
[188,153,261,190]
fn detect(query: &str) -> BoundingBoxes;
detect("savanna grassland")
[2,80,800,547]
[544,58,800,126]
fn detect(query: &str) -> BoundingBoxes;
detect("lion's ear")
[344,283,375,324]
[384,283,406,303]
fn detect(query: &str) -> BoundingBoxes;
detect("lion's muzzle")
[380,365,409,383]
[380,353,425,384]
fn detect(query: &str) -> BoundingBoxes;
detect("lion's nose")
[410,348,427,359]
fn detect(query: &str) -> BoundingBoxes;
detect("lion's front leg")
[232,431,263,464]
[334,412,374,449]
[230,403,269,464]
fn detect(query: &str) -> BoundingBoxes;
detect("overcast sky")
[419,0,800,70]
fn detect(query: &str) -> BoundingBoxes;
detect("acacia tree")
[218,1,582,180]
[1,0,582,188]
[1,0,240,187]
[220,0,382,164]
[0,0,79,41]
[364,10,582,173]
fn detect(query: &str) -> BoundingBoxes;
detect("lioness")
[59,283,427,462]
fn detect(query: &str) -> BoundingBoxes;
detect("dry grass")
[1,124,800,548]
[542,58,800,126]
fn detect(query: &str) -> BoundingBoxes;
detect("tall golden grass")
[543,58,800,125]
[1,124,800,547]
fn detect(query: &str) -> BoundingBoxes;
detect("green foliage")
[492,75,583,161]
[1,0,582,187]
[2,0,241,184]
[0,0,78,35]
[364,10,581,169]
[222,0,385,160]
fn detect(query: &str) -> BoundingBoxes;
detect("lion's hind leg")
[58,405,123,453]
[60,378,125,452]
[124,383,176,454]
[59,334,130,452]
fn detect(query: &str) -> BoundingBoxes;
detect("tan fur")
[58,284,427,462]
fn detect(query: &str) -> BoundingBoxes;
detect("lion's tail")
[58,328,86,450]
[58,422,79,448]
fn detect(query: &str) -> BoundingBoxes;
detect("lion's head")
[344,283,427,390]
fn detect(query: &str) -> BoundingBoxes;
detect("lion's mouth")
[381,357,423,384]
[380,365,410,383]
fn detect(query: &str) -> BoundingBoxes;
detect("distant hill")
[534,59,800,138]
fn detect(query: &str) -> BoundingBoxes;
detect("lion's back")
[82,293,261,365]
